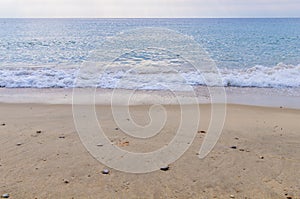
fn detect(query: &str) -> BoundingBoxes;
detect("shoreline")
[0,87,299,109]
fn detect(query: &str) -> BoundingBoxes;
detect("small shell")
[102,169,110,174]
[1,193,9,198]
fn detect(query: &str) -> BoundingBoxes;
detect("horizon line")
[0,16,300,19]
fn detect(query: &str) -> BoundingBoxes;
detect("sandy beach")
[0,89,299,198]
[0,4,300,198]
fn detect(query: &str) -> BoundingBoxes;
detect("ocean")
[0,18,299,89]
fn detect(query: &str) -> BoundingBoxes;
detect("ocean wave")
[0,63,299,89]
[221,63,300,88]
[0,67,77,88]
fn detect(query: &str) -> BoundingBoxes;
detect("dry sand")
[0,100,299,198]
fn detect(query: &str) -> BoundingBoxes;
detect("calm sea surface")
[0,18,299,88]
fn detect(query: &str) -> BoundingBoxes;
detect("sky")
[0,0,299,18]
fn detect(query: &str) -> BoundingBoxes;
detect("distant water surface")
[0,18,299,89]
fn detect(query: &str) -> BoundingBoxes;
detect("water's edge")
[1,87,299,109]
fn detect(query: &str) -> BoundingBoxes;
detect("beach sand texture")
[0,101,299,198]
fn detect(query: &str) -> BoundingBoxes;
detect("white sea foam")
[221,63,300,88]
[0,63,299,89]
[0,67,77,88]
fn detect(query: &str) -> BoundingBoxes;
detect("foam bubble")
[221,63,300,88]
[0,63,299,89]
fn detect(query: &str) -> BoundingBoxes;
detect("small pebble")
[259,156,264,159]
[97,144,103,147]
[286,196,292,199]
[36,130,42,134]
[230,146,237,149]
[118,141,129,147]
[102,169,110,174]
[115,127,119,130]
[230,195,235,198]
[239,149,245,152]
[16,143,22,146]
[59,136,65,139]
[63,179,69,184]
[1,123,5,126]
[1,193,9,198]
[160,166,169,171]
[199,130,206,134]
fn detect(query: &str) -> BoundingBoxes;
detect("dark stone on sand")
[230,146,237,149]
[259,156,264,159]
[36,130,42,134]
[115,127,119,130]
[63,179,69,184]
[16,143,22,146]
[59,136,65,139]
[160,166,169,171]
[1,123,5,126]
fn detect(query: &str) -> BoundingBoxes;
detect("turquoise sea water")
[0,18,299,88]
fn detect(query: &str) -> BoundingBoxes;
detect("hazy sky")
[0,0,299,18]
